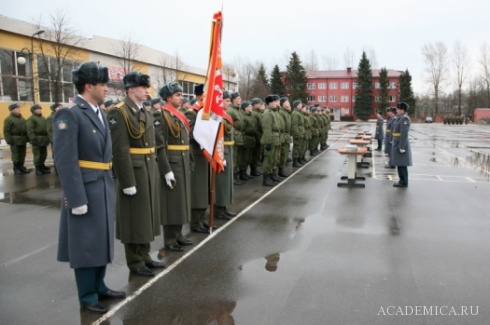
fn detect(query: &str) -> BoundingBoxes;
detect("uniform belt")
[386,129,391,133]
[129,147,155,154]
[392,132,401,137]
[79,160,112,170]
[224,141,235,146]
[167,145,189,151]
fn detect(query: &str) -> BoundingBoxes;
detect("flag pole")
[209,166,216,234]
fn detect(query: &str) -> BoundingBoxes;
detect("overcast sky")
[3,0,489,95]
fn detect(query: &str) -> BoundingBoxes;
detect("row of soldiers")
[3,102,64,175]
[176,91,332,187]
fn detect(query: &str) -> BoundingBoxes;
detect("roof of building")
[307,69,404,79]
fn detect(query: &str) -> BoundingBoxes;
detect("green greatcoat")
[215,118,234,207]
[278,107,292,167]
[46,111,56,145]
[260,106,281,173]
[317,115,325,147]
[303,113,311,157]
[324,114,331,142]
[250,108,263,168]
[153,106,192,226]
[309,114,319,151]
[184,109,209,210]
[238,110,256,171]
[26,113,49,166]
[291,109,305,159]
[3,113,28,165]
[226,104,243,174]
[107,97,160,244]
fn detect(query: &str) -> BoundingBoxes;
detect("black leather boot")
[35,166,44,175]
[278,168,290,177]
[293,158,303,167]
[262,174,276,187]
[233,173,243,185]
[42,165,51,174]
[13,164,24,175]
[239,170,250,181]
[20,165,30,173]
[301,156,309,164]
[250,166,262,176]
[270,172,284,182]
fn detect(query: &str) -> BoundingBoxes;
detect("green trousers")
[10,145,26,165]
[124,243,151,269]
[163,224,184,246]
[279,142,289,167]
[32,145,47,166]
[292,138,304,159]
[190,208,207,229]
[251,141,262,168]
[239,147,253,171]
[74,266,108,304]
[262,145,278,174]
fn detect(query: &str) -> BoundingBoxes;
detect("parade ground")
[1,122,489,325]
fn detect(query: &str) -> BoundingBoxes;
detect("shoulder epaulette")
[115,101,124,109]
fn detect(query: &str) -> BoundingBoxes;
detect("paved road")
[1,122,489,325]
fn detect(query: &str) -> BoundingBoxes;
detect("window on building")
[353,82,358,89]
[374,96,380,102]
[352,96,356,102]
[318,82,326,89]
[389,82,396,89]
[388,95,396,102]
[307,83,316,89]
[329,95,337,102]
[37,55,80,103]
[307,95,315,101]
[329,82,337,89]
[341,82,349,89]
[318,95,326,102]
[0,49,33,102]
[375,82,381,89]
[340,96,349,103]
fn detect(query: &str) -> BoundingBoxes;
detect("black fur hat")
[123,72,150,89]
[280,96,289,106]
[265,94,280,105]
[240,101,252,110]
[223,91,231,100]
[231,92,240,101]
[30,104,42,113]
[72,62,109,86]
[8,103,20,111]
[293,100,302,109]
[159,82,183,100]
[50,102,62,111]
[194,83,205,96]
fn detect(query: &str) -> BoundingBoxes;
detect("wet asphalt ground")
[1,122,489,325]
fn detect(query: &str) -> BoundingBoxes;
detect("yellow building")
[0,15,238,136]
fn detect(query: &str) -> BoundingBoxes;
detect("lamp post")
[30,29,45,104]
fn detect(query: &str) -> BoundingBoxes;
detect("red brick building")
[306,68,403,119]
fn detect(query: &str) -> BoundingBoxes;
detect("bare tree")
[114,33,140,74]
[452,41,469,115]
[321,55,339,70]
[154,51,188,95]
[228,57,257,99]
[343,48,354,69]
[367,48,378,70]
[421,42,449,115]
[34,10,86,103]
[303,50,319,72]
[479,42,490,107]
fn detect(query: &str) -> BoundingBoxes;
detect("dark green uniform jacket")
[26,114,49,146]
[226,104,244,145]
[3,113,28,145]
[185,108,210,209]
[47,112,55,144]
[291,110,305,139]
[215,117,234,207]
[261,106,281,146]
[107,96,160,244]
[278,107,292,144]
[154,105,192,225]
[239,110,256,148]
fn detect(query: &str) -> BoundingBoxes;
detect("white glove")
[399,149,406,153]
[123,186,137,195]
[165,171,176,189]
[223,160,227,168]
[72,205,88,215]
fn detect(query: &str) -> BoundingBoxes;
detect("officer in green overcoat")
[238,101,256,180]
[185,84,211,234]
[278,97,292,177]
[250,98,264,176]
[47,102,62,166]
[215,91,237,220]
[260,95,281,187]
[308,107,320,156]
[291,100,305,167]
[156,82,193,251]
[302,107,311,163]
[26,104,50,175]
[226,92,244,185]
[107,72,164,276]
[324,108,331,148]
[3,103,29,174]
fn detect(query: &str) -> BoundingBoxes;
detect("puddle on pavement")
[0,186,61,206]
[301,174,327,179]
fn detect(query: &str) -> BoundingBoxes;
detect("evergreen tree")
[269,64,284,96]
[354,51,374,120]
[399,69,416,116]
[378,67,390,112]
[285,52,309,103]
[250,63,270,99]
